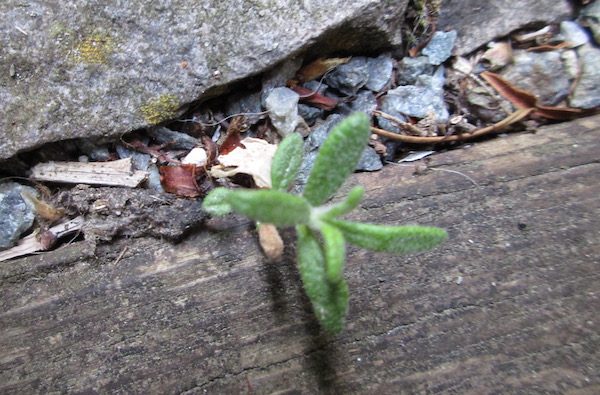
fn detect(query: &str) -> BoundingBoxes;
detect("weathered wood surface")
[1,116,599,394]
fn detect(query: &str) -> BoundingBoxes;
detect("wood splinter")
[30,157,148,188]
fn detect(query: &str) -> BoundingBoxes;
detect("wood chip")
[0,216,85,262]
[30,158,148,187]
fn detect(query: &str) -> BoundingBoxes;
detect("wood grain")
[1,116,599,394]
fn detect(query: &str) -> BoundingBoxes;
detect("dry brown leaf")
[296,57,351,82]
[534,104,586,120]
[481,71,598,120]
[480,71,538,109]
[159,164,201,197]
[290,85,339,110]
[527,42,573,52]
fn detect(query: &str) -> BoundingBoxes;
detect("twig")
[112,246,129,265]
[371,108,534,144]
[14,25,28,36]
[372,110,426,136]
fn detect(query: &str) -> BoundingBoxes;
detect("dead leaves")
[209,138,277,188]
[372,68,599,145]
[290,85,339,111]
[295,57,351,83]
[481,71,596,120]
[159,164,202,198]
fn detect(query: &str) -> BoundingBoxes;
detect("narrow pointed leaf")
[296,225,349,335]
[319,186,364,220]
[303,113,370,206]
[330,220,447,254]
[227,189,310,226]
[202,187,233,216]
[321,223,346,283]
[271,133,304,191]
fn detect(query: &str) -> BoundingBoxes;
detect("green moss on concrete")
[140,94,180,125]
[74,30,116,64]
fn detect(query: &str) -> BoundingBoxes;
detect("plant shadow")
[262,229,342,393]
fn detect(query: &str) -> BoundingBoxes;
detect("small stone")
[580,1,600,45]
[355,147,382,171]
[324,57,369,95]
[0,182,37,250]
[75,139,111,161]
[500,50,570,106]
[305,114,344,152]
[116,143,152,171]
[422,30,457,66]
[265,87,300,137]
[225,91,264,125]
[570,44,600,109]
[147,127,198,150]
[397,56,434,86]
[338,90,377,116]
[560,21,589,48]
[261,57,304,106]
[364,54,393,92]
[386,86,449,123]
[416,65,446,91]
[298,104,324,126]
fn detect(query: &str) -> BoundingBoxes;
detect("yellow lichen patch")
[140,94,180,125]
[75,31,114,64]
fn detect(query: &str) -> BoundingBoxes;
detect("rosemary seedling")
[203,113,447,334]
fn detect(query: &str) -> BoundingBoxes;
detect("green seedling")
[203,113,447,335]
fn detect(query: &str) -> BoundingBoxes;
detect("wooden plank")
[1,116,599,393]
[30,157,148,187]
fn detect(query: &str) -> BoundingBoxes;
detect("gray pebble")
[365,54,393,92]
[147,127,198,150]
[324,57,369,95]
[422,30,457,65]
[386,86,449,123]
[570,44,600,109]
[397,56,434,86]
[356,147,383,171]
[0,182,37,250]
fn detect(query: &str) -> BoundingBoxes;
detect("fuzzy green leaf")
[329,220,447,254]
[303,112,370,206]
[319,186,364,221]
[271,133,304,192]
[296,225,349,335]
[321,223,346,283]
[202,187,233,216]
[227,189,310,226]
